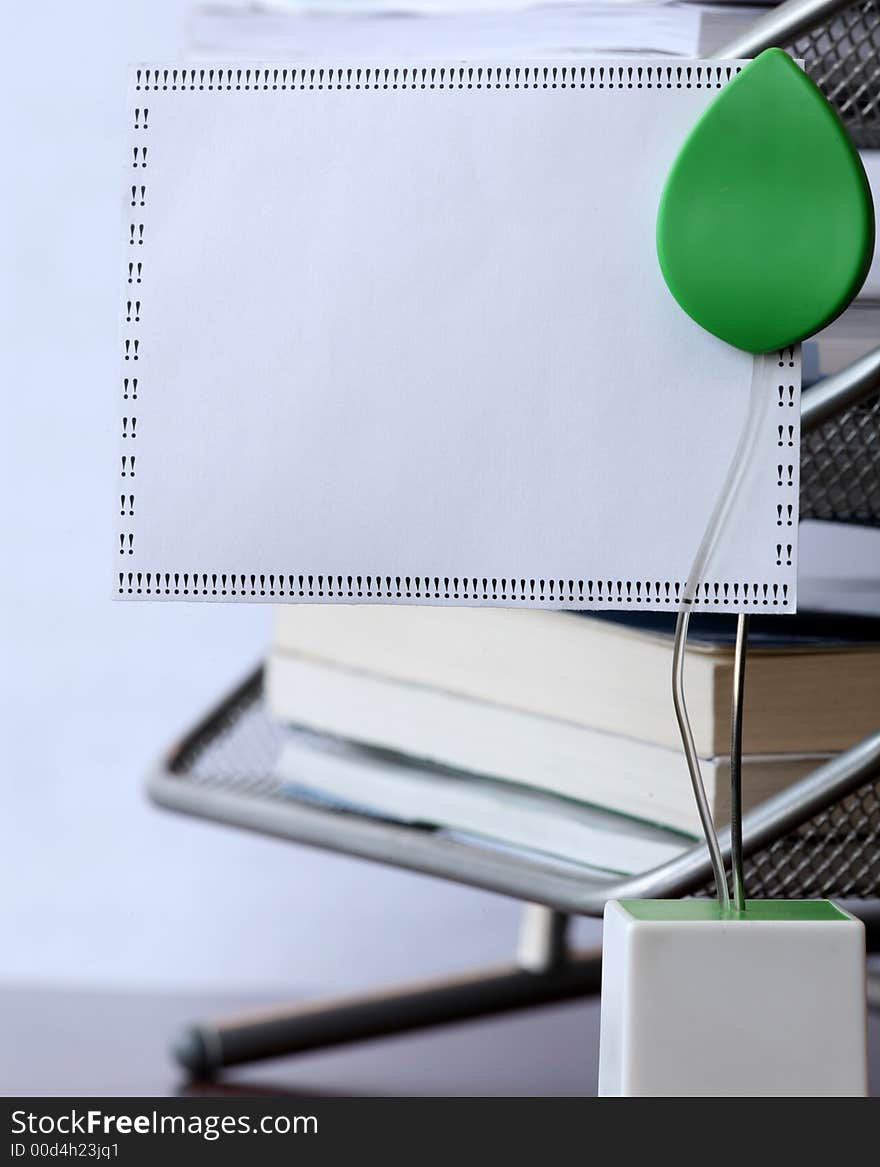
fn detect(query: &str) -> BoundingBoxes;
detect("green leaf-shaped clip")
[657,49,874,353]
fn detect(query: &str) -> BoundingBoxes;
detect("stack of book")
[266,606,880,873]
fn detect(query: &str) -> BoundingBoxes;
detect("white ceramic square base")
[598,899,867,1096]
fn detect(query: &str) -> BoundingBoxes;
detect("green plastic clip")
[657,49,874,353]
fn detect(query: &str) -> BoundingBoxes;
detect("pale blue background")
[0,0,541,997]
[1,0,876,1003]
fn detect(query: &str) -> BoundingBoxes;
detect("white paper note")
[116,61,800,610]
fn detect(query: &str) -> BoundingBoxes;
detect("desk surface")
[2,983,879,1096]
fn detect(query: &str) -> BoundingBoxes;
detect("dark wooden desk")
[1,984,879,1096]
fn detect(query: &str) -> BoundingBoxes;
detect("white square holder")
[598,898,867,1096]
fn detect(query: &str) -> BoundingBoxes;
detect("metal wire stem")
[729,613,750,912]
[672,610,731,911]
[670,357,770,910]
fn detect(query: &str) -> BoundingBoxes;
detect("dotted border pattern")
[133,63,741,92]
[118,62,799,608]
[116,572,791,607]
[774,347,800,583]
[118,97,149,568]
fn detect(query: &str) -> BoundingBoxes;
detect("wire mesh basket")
[789,0,880,148]
[718,0,880,528]
[744,779,880,897]
[698,773,880,901]
[801,392,880,524]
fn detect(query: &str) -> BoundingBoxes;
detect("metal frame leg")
[173,903,880,1075]
[868,969,880,1012]
[174,907,601,1076]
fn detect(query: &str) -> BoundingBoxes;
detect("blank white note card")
[116,62,799,611]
